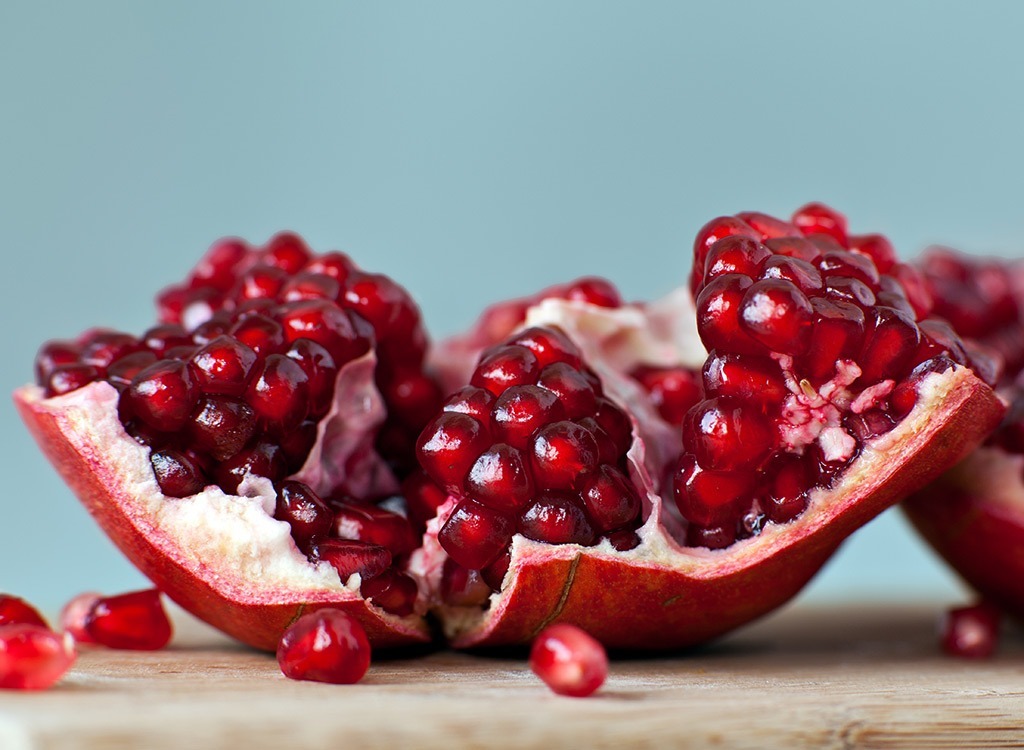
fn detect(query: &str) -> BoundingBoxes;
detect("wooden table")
[2,602,1023,749]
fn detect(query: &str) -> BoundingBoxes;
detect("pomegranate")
[15,213,1003,653]
[902,250,1024,624]
[0,594,49,629]
[84,589,173,651]
[413,204,1001,650]
[277,609,372,684]
[16,233,438,651]
[60,592,102,644]
[529,623,607,697]
[939,602,1001,658]
[0,625,77,690]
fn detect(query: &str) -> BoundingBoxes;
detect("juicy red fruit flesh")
[418,326,644,588]
[277,609,371,684]
[940,602,1001,659]
[529,623,608,698]
[680,203,980,549]
[33,232,442,592]
[84,589,173,651]
[0,625,77,690]
[0,594,49,628]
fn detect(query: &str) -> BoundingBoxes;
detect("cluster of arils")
[33,233,436,615]
[417,326,644,596]
[673,203,988,549]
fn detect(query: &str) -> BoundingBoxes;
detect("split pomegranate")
[939,602,1001,659]
[902,250,1024,624]
[277,609,371,684]
[529,623,607,697]
[16,212,1003,652]
[0,625,77,690]
[84,589,173,651]
[16,233,437,651]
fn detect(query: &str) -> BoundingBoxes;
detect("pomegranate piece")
[0,594,49,629]
[84,589,173,651]
[940,602,1000,659]
[277,609,371,684]
[529,623,608,697]
[0,625,77,690]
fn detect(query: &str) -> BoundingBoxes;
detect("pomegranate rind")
[13,382,430,652]
[439,353,1002,648]
[903,448,1024,620]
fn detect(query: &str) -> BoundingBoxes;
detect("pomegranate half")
[16,213,1003,652]
[903,249,1024,619]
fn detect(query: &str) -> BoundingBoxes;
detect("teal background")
[3,1,1022,610]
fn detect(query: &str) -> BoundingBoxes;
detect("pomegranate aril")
[46,364,101,397]
[630,365,703,426]
[59,592,102,644]
[672,454,753,527]
[245,354,310,433]
[695,273,764,355]
[801,298,866,384]
[530,623,608,698]
[279,419,319,471]
[315,539,392,582]
[739,278,813,355]
[279,272,341,303]
[701,352,787,406]
[150,449,207,498]
[189,336,258,397]
[442,386,495,421]
[106,351,158,388]
[470,345,540,396]
[687,523,737,550]
[760,255,824,293]
[466,443,534,513]
[818,250,880,289]
[186,396,256,461]
[849,233,896,274]
[303,250,354,282]
[333,501,418,557]
[0,625,76,690]
[0,595,49,628]
[892,262,934,318]
[537,363,597,419]
[890,357,957,419]
[80,331,143,369]
[378,366,443,430]
[825,276,877,308]
[284,338,338,418]
[764,456,810,524]
[491,384,567,451]
[274,481,334,552]
[685,398,773,472]
[85,589,172,651]
[35,340,81,384]
[844,409,896,442]
[508,326,583,369]
[859,307,922,383]
[735,211,800,240]
[417,412,492,493]
[440,560,492,607]
[607,528,641,551]
[278,300,370,365]
[703,235,771,281]
[530,421,600,491]
[402,471,448,532]
[359,571,418,617]
[940,602,1000,659]
[579,465,642,534]
[593,398,632,457]
[792,202,848,245]
[481,550,511,591]
[229,314,285,358]
[277,609,371,685]
[214,441,288,494]
[438,500,515,571]
[764,236,822,264]
[190,312,233,346]
[189,237,248,291]
[562,277,622,308]
[123,359,197,432]
[519,492,596,546]
[691,215,761,295]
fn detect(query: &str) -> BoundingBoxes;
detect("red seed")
[150,449,208,498]
[359,571,418,617]
[59,592,102,644]
[0,595,49,629]
[940,602,1000,659]
[438,500,515,571]
[701,352,787,406]
[275,481,334,552]
[579,465,642,534]
[277,609,370,684]
[672,454,754,527]
[519,492,596,546]
[530,421,600,491]
[245,354,310,433]
[189,336,258,397]
[792,202,848,245]
[491,384,567,451]
[0,625,76,690]
[214,441,289,494]
[416,413,492,493]
[264,232,313,274]
[529,623,608,698]
[703,235,772,281]
[85,589,172,651]
[684,398,774,472]
[695,273,764,355]
[314,539,392,582]
[186,396,256,461]
[630,365,703,426]
[332,501,419,557]
[466,443,535,514]
[470,345,540,396]
[508,327,583,369]
[124,359,197,432]
[739,279,814,355]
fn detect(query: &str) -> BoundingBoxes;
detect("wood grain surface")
[2,601,1023,749]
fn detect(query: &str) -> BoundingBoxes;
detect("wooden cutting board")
[2,601,1022,749]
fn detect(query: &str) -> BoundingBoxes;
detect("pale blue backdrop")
[3,1,1021,611]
